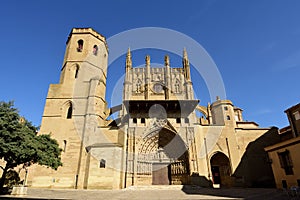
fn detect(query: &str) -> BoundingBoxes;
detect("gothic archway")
[210,152,232,187]
[136,122,189,185]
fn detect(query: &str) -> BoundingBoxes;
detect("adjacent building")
[265,103,300,189]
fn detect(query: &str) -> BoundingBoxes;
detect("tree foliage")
[0,101,62,189]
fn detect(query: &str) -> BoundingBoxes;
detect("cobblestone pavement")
[0,185,291,200]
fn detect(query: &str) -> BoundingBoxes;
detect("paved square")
[0,186,289,200]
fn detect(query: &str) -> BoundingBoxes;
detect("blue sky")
[0,0,299,128]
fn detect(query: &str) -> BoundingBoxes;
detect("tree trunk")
[0,165,9,189]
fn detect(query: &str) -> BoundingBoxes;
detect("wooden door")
[152,163,169,185]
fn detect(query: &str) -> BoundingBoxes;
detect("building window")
[141,118,145,124]
[226,115,231,120]
[185,118,189,123]
[297,179,300,187]
[66,103,73,119]
[176,118,181,123]
[278,150,294,175]
[77,39,84,52]
[63,140,67,152]
[133,118,137,124]
[293,111,300,120]
[100,159,106,168]
[224,106,228,111]
[93,45,98,55]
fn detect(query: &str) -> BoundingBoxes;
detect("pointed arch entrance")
[136,121,189,185]
[210,152,232,187]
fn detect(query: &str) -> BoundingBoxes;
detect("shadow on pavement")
[181,185,288,200]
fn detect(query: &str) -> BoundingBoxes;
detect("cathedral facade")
[28,28,278,189]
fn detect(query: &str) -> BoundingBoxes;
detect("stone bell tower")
[30,28,109,189]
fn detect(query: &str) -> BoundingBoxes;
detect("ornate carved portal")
[132,125,190,185]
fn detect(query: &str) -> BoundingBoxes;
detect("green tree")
[0,101,62,189]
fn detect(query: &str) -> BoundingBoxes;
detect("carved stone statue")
[145,55,150,66]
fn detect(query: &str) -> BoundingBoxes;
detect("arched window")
[100,159,106,168]
[75,65,79,79]
[77,39,84,52]
[93,45,98,55]
[66,103,73,119]
[226,115,231,120]
[63,140,67,152]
